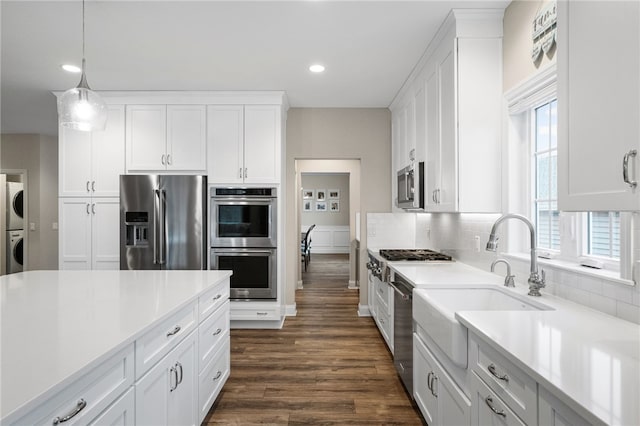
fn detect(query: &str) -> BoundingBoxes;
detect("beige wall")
[1,134,58,270]
[503,0,556,92]
[286,108,391,309]
[301,173,350,227]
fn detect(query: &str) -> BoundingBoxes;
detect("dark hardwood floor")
[204,254,424,425]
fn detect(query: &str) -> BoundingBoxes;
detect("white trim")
[348,280,358,289]
[297,279,303,290]
[284,304,297,317]
[505,64,557,114]
[357,304,372,317]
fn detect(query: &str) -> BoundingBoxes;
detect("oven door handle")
[212,198,275,203]
[388,281,412,301]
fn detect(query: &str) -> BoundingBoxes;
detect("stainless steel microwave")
[397,162,424,210]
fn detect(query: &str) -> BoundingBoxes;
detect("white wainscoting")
[302,225,350,254]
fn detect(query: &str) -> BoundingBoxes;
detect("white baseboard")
[358,304,372,317]
[348,279,358,289]
[297,280,303,289]
[285,303,297,317]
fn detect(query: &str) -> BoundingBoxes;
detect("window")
[533,100,559,251]
[587,212,620,260]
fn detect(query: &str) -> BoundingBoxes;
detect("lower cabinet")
[135,330,198,426]
[538,387,595,426]
[88,387,136,426]
[198,339,231,423]
[469,372,525,426]
[414,333,471,426]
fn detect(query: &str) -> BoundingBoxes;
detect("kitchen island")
[1,270,232,425]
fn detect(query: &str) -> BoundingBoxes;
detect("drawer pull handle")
[488,363,509,382]
[213,328,222,336]
[213,294,222,301]
[257,312,268,316]
[166,325,181,337]
[213,370,222,381]
[52,398,87,424]
[485,396,507,418]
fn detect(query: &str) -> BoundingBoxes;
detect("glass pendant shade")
[58,67,107,131]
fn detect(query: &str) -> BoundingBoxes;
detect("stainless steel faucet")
[490,259,515,288]
[486,214,545,296]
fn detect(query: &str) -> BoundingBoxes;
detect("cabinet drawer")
[469,337,536,425]
[9,345,134,426]
[198,278,230,322]
[88,387,135,426]
[470,372,526,426]
[375,279,391,314]
[198,339,230,424]
[199,300,230,369]
[135,301,198,378]
[230,304,280,321]
[375,307,393,351]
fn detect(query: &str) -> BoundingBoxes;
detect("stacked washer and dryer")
[6,182,24,274]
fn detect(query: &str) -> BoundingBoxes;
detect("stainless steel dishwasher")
[389,272,414,396]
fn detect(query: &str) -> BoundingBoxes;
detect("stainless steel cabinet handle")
[244,168,248,179]
[86,181,90,192]
[86,204,90,215]
[488,363,509,382]
[166,325,181,337]
[213,371,222,381]
[257,312,268,316]
[91,181,95,192]
[623,149,637,188]
[167,154,172,165]
[91,203,96,215]
[169,366,177,392]
[213,294,222,301]
[239,168,243,179]
[485,396,507,418]
[431,375,438,397]
[427,372,433,392]
[161,154,166,165]
[52,399,87,424]
[213,328,222,336]
[176,361,183,385]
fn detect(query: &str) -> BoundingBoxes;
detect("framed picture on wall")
[315,201,327,211]
[303,189,314,199]
[329,201,340,212]
[328,189,340,199]
[316,189,326,201]
[303,200,312,211]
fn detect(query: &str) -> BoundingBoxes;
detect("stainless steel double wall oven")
[210,187,277,299]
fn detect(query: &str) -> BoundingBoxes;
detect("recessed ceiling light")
[61,64,82,73]
[309,64,325,73]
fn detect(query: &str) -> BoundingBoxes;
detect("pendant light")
[57,0,107,132]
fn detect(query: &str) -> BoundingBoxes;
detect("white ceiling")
[1,0,508,136]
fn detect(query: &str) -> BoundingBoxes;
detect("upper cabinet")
[59,105,125,197]
[126,105,207,173]
[207,105,282,184]
[558,1,640,211]
[391,10,503,213]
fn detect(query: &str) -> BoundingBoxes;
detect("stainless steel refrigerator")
[120,175,207,270]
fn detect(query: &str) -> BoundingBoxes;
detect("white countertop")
[0,270,232,421]
[396,259,640,425]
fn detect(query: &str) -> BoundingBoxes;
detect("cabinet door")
[91,198,120,270]
[413,334,438,425]
[126,105,167,171]
[425,66,440,210]
[59,198,92,270]
[436,41,458,212]
[92,105,125,197]
[207,106,244,184]
[558,1,640,211]
[59,127,92,197]
[470,373,525,426]
[244,105,281,183]
[167,105,207,172]
[136,331,198,426]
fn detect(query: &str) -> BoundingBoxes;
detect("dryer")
[6,182,24,230]
[7,229,24,274]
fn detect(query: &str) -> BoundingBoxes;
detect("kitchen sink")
[413,286,554,368]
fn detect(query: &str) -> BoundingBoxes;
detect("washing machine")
[6,182,24,230]
[7,230,24,274]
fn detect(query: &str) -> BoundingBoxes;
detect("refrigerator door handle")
[154,189,161,265]
[159,189,167,265]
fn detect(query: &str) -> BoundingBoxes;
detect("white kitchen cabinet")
[425,18,502,212]
[538,386,596,426]
[469,372,525,426]
[126,105,206,173]
[558,0,640,211]
[414,332,471,426]
[207,105,281,184]
[59,105,125,197]
[88,387,135,426]
[58,197,120,270]
[135,330,198,426]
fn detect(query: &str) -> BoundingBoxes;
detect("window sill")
[502,252,635,287]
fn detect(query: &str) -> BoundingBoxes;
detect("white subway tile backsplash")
[568,287,591,306]
[602,281,635,303]
[616,301,640,324]
[577,275,603,295]
[588,293,617,317]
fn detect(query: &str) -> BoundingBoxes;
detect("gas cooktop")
[379,249,453,262]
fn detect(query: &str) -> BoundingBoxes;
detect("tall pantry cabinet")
[58,105,124,270]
